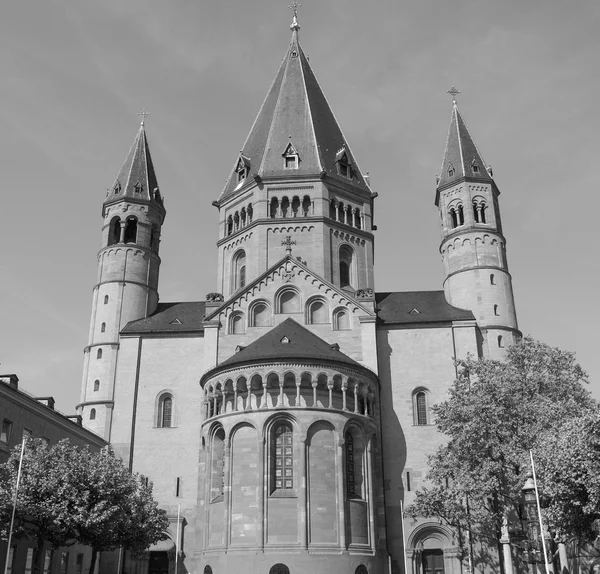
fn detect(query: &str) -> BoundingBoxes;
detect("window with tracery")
[271,423,294,492]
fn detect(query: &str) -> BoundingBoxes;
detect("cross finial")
[288,1,302,31]
[282,235,296,254]
[447,86,461,104]
[138,108,150,126]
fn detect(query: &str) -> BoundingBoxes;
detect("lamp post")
[521,471,542,569]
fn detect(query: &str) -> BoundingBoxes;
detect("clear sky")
[1,0,598,414]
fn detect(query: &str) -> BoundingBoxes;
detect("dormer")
[235,154,251,184]
[283,142,299,169]
[335,148,352,179]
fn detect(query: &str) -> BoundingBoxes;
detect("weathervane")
[138,108,150,125]
[446,86,461,104]
[288,1,302,30]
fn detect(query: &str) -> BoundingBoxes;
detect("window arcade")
[449,204,464,228]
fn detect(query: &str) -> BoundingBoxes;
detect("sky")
[1,0,598,414]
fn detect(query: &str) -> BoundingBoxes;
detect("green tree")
[0,439,169,574]
[404,337,597,571]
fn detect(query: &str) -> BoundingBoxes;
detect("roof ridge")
[455,104,466,176]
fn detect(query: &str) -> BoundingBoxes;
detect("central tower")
[212,13,376,301]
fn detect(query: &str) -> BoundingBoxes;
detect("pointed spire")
[218,9,370,201]
[437,95,493,191]
[104,118,163,212]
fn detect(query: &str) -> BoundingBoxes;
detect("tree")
[0,439,169,574]
[404,337,597,571]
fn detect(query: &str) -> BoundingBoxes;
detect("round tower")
[436,99,519,359]
[78,120,166,438]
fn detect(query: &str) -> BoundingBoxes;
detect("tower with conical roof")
[78,118,166,439]
[213,11,375,300]
[436,97,519,358]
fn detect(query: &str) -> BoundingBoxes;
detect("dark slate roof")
[205,318,364,379]
[218,26,370,201]
[376,291,475,324]
[436,102,493,194]
[103,123,164,212]
[121,302,206,334]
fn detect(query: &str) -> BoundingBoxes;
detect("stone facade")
[77,19,520,574]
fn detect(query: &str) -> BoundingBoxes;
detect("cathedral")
[77,10,519,574]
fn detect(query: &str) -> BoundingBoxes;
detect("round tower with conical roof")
[78,121,166,439]
[436,99,519,359]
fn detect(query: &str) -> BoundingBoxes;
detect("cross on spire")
[282,235,296,254]
[447,86,461,104]
[288,1,301,31]
[138,108,150,125]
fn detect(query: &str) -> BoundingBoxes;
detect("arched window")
[329,200,337,220]
[101,322,106,333]
[281,196,290,218]
[457,205,464,226]
[247,203,253,223]
[413,389,429,425]
[339,245,355,289]
[227,215,233,236]
[333,308,351,330]
[480,204,487,223]
[356,209,362,230]
[494,304,499,316]
[211,428,225,502]
[271,422,293,492]
[450,208,458,228]
[93,380,100,392]
[490,274,495,285]
[270,197,279,219]
[307,298,328,324]
[251,301,271,327]
[277,288,300,314]
[232,250,246,292]
[108,217,121,245]
[345,428,365,499]
[96,348,102,360]
[90,408,96,420]
[269,565,290,574]
[291,196,300,217]
[498,335,504,348]
[104,295,109,304]
[302,195,311,216]
[158,394,173,428]
[240,208,247,227]
[229,312,245,335]
[123,217,137,244]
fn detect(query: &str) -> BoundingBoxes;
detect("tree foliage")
[0,439,169,574]
[405,337,597,550]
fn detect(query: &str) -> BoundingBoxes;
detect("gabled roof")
[202,318,365,382]
[436,102,493,195]
[103,123,164,212]
[376,291,475,325]
[121,302,206,334]
[218,24,371,201]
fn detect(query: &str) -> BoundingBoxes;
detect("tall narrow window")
[60,553,69,574]
[89,409,96,421]
[94,380,100,392]
[345,429,364,499]
[104,295,109,304]
[108,217,121,245]
[414,391,428,425]
[302,195,311,216]
[211,428,225,501]
[123,217,137,244]
[96,348,102,359]
[232,250,246,292]
[450,208,458,228]
[281,196,290,218]
[271,423,294,492]
[158,395,173,428]
[457,204,464,226]
[490,274,495,285]
[339,245,355,289]
[25,549,35,574]
[270,197,279,219]
[101,322,106,333]
[6,546,16,574]
[75,554,84,574]
[498,335,504,348]
[494,304,499,316]
[346,432,355,497]
[291,196,300,216]
[227,215,233,236]
[1,419,13,443]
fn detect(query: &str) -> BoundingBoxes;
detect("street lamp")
[521,471,543,565]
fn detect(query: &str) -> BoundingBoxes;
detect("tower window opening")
[285,155,298,169]
[473,202,487,224]
[498,335,504,348]
[494,304,499,316]
[480,204,486,223]
[210,428,225,501]
[450,208,458,228]
[271,422,294,492]
[339,245,355,289]
[108,217,121,246]
[281,196,290,218]
[232,250,246,292]
[101,322,106,333]
[90,408,96,420]
[406,471,411,491]
[345,429,364,499]
[490,274,495,285]
[356,209,362,230]
[448,164,455,177]
[123,217,137,244]
[133,181,143,194]
[104,295,109,305]
[96,348,102,360]
[158,394,173,428]
[291,196,300,217]
[338,153,350,178]
[94,380,100,392]
[175,477,181,497]
[227,215,233,236]
[329,200,337,220]
[458,204,464,225]
[247,203,253,222]
[270,197,279,219]
[302,195,311,216]
[240,208,246,227]
[233,211,240,232]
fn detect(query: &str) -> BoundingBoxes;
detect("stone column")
[278,379,284,407]
[119,221,126,243]
[312,381,318,407]
[223,438,231,548]
[295,380,302,407]
[500,517,514,574]
[336,436,347,549]
[233,387,238,412]
[299,438,308,549]
[261,380,268,408]
[342,378,348,411]
[327,379,334,408]
[258,434,266,550]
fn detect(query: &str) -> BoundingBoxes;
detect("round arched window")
[269,564,290,574]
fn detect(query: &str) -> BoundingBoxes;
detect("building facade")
[0,375,107,574]
[76,14,520,574]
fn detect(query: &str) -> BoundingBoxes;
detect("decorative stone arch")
[339,243,357,289]
[407,522,457,574]
[231,249,247,293]
[332,305,351,330]
[249,299,271,327]
[228,310,245,335]
[275,285,301,314]
[305,295,329,324]
[108,216,121,246]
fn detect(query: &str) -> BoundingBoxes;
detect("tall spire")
[104,119,163,213]
[437,94,493,194]
[218,8,370,201]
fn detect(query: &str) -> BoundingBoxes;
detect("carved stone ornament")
[282,270,295,283]
[355,288,374,300]
[205,292,224,302]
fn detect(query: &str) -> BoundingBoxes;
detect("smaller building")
[0,374,107,574]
